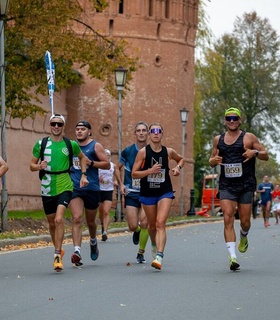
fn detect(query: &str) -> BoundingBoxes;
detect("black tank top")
[217,131,256,192]
[140,145,173,197]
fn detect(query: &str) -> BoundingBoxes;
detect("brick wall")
[2,0,198,215]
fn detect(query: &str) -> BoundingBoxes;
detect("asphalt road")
[0,218,279,320]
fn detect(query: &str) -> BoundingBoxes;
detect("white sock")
[74,246,81,253]
[226,242,237,258]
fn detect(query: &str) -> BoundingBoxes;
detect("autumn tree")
[4,0,138,118]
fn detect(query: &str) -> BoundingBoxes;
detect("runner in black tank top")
[140,145,173,197]
[218,131,256,194]
[132,123,184,271]
[209,107,268,272]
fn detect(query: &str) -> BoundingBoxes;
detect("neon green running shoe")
[238,236,248,253]
[229,257,240,271]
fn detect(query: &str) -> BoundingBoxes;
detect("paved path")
[0,218,279,320]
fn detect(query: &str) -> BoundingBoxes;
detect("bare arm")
[77,151,89,188]
[113,163,122,186]
[243,133,269,162]
[0,156,8,177]
[209,135,223,167]
[30,156,48,172]
[92,143,110,169]
[167,148,184,176]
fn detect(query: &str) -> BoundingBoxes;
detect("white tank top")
[99,162,115,191]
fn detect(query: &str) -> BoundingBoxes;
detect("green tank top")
[33,138,81,196]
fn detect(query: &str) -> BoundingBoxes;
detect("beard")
[77,137,87,142]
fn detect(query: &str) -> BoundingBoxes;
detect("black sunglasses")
[50,122,64,127]
[225,116,240,122]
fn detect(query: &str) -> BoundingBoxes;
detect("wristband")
[82,171,87,175]
[91,160,94,167]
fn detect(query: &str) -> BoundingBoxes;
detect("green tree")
[198,12,280,143]
[4,0,138,118]
[194,11,280,205]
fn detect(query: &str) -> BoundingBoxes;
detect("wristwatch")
[91,160,94,167]
[177,165,182,170]
[254,150,259,157]
[82,171,87,175]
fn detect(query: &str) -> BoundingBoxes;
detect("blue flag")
[44,51,55,115]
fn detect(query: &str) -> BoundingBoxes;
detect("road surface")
[0,218,279,320]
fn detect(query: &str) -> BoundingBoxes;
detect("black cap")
[76,121,91,130]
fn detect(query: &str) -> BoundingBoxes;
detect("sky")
[204,0,280,161]
[204,0,280,38]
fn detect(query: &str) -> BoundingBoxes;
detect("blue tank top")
[120,143,140,192]
[70,140,100,191]
[217,131,256,192]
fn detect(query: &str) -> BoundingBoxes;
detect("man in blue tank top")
[69,121,110,266]
[118,121,150,264]
[209,107,269,271]
[257,175,274,227]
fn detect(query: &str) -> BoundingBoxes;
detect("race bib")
[73,157,81,169]
[132,178,140,190]
[147,169,165,183]
[224,163,242,178]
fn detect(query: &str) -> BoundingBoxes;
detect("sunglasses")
[50,122,64,127]
[150,128,162,134]
[225,116,240,122]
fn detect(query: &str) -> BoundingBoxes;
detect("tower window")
[149,0,153,17]
[165,0,170,19]
[109,19,114,36]
[119,0,124,14]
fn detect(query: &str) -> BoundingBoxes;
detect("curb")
[0,217,223,248]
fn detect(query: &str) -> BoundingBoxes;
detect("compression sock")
[139,228,149,252]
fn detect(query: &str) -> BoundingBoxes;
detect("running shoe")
[264,221,270,228]
[53,255,63,272]
[136,253,146,264]
[132,229,141,245]
[229,257,240,271]
[238,236,248,253]
[71,251,83,266]
[151,244,157,259]
[101,232,108,242]
[90,241,99,261]
[151,255,163,270]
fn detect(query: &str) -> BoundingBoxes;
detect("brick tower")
[4,1,198,212]
[65,0,198,214]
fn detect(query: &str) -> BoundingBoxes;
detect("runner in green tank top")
[30,114,88,272]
